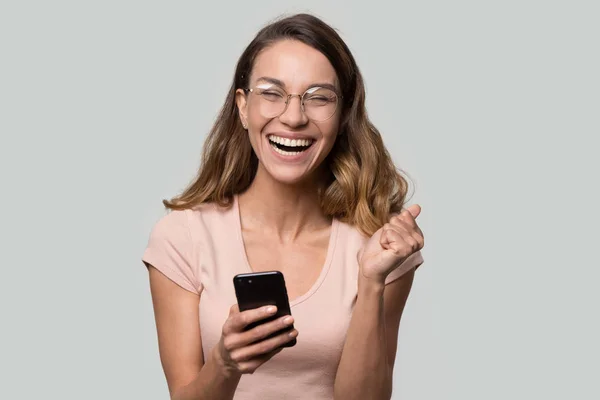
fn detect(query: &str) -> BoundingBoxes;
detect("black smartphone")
[233,271,297,347]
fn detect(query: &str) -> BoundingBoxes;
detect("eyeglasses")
[243,83,340,122]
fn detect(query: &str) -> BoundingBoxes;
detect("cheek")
[247,102,268,127]
[246,109,270,151]
[321,120,340,143]
[321,120,342,158]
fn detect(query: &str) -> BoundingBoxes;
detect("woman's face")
[236,39,341,186]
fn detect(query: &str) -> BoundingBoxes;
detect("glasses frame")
[243,85,342,122]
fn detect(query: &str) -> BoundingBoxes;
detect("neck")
[238,165,331,241]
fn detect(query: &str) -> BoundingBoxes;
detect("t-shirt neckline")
[232,194,339,307]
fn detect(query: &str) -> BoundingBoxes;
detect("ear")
[235,89,248,129]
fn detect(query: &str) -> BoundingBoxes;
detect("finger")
[226,315,295,350]
[236,347,284,375]
[411,230,425,250]
[380,224,404,249]
[395,222,424,250]
[380,220,412,246]
[230,329,298,363]
[241,315,295,345]
[381,229,419,256]
[391,213,424,238]
[223,305,278,334]
[405,204,421,219]
[401,209,418,227]
[388,216,420,242]
[229,304,240,315]
[380,222,401,248]
[223,309,291,352]
[390,215,413,232]
[394,209,418,229]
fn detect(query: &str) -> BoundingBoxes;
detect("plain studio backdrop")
[0,1,598,399]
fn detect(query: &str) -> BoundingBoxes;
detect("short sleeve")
[384,250,424,285]
[142,210,202,294]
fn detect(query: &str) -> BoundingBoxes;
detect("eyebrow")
[255,76,340,95]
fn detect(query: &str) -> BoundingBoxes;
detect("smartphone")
[233,271,297,347]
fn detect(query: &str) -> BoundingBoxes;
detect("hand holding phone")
[212,271,298,376]
[233,271,297,347]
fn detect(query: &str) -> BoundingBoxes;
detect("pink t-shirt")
[142,195,423,400]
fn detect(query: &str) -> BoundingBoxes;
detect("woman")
[142,13,425,400]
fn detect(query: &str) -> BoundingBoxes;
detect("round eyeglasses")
[244,83,340,122]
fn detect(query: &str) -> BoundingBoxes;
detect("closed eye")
[305,96,334,106]
[260,90,285,101]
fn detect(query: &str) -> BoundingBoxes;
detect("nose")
[278,94,309,127]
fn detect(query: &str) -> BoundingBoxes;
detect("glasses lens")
[254,85,287,118]
[303,87,338,121]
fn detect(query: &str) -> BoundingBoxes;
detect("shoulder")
[186,201,235,228]
[150,202,234,237]
[143,209,193,255]
[334,219,370,264]
[145,201,237,261]
[143,202,235,294]
[336,219,370,247]
[151,208,190,234]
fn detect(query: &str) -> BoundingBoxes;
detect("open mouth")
[268,135,315,156]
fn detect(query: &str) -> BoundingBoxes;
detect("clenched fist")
[358,204,425,284]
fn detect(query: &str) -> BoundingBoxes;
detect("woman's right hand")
[213,304,298,376]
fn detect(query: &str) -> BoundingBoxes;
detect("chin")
[265,166,315,186]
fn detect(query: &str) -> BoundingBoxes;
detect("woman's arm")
[333,270,415,400]
[148,266,241,400]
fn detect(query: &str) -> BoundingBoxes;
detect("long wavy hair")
[164,13,412,236]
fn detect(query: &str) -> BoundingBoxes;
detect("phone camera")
[248,279,253,284]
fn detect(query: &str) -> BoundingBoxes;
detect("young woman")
[142,13,425,400]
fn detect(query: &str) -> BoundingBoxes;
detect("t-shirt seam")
[143,249,199,294]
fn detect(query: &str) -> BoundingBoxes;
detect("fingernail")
[289,330,298,338]
[283,316,294,325]
[266,306,277,314]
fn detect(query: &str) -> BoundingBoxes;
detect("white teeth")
[273,146,300,156]
[268,135,313,147]
[269,141,304,156]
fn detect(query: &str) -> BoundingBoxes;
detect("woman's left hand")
[358,204,425,284]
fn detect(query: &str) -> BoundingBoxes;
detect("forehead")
[250,40,338,90]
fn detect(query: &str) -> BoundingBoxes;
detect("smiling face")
[236,39,341,186]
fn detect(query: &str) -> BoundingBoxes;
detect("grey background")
[1,0,598,399]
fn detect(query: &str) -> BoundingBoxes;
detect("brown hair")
[164,13,412,236]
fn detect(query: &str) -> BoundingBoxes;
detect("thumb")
[405,204,421,219]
